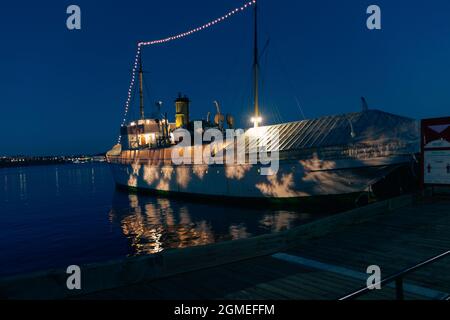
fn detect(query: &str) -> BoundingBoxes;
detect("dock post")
[395,278,404,300]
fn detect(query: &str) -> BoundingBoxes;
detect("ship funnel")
[175,93,190,128]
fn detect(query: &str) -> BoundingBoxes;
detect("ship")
[107,2,420,206]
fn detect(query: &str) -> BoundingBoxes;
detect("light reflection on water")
[109,191,319,256]
[0,163,330,277]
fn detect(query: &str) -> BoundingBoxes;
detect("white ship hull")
[108,154,413,200]
[108,109,420,202]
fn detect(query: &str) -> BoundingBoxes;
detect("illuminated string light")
[118,0,257,143]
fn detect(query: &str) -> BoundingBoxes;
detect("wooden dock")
[1,194,449,300]
[80,195,450,300]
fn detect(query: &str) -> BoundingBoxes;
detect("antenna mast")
[139,54,145,119]
[252,1,261,128]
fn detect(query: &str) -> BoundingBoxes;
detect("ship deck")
[79,195,450,300]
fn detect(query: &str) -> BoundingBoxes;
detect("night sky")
[1,0,450,155]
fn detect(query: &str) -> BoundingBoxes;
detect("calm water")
[0,163,329,277]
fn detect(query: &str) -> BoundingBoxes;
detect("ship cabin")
[120,118,176,150]
[120,93,234,151]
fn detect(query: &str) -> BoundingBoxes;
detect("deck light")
[251,116,262,128]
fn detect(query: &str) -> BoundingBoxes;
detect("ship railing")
[339,250,450,300]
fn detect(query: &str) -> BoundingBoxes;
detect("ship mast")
[252,1,261,128]
[139,54,145,119]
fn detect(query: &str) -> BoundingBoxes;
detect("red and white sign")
[421,117,450,186]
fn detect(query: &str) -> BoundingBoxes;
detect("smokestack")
[175,93,190,128]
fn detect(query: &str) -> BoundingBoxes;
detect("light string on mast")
[118,0,257,143]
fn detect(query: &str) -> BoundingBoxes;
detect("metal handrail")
[339,250,450,300]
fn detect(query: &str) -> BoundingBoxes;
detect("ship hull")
[108,110,420,203]
[107,153,414,203]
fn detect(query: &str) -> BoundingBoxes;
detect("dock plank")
[78,197,450,300]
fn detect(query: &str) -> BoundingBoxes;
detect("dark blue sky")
[1,0,450,155]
